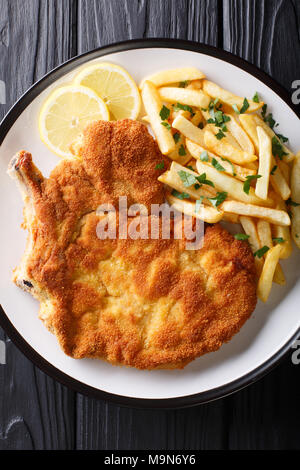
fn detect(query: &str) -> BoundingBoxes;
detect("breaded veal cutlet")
[8,119,257,369]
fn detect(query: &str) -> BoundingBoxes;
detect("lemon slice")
[73,62,141,120]
[39,85,109,158]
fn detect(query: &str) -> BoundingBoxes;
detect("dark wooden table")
[0,0,299,450]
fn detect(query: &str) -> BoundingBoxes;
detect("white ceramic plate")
[0,40,299,408]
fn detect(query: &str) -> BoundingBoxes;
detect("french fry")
[291,151,300,248]
[239,114,260,152]
[273,263,286,285]
[272,200,293,258]
[204,123,242,150]
[185,159,197,171]
[186,79,203,90]
[221,200,291,226]
[252,114,294,163]
[200,109,242,149]
[224,113,255,154]
[239,116,291,200]
[167,138,192,166]
[277,160,290,185]
[186,138,256,181]
[190,110,204,127]
[269,161,291,200]
[257,219,285,285]
[222,212,240,223]
[239,114,294,163]
[166,192,223,223]
[272,224,293,259]
[141,81,175,155]
[171,109,191,120]
[158,87,210,109]
[257,219,273,248]
[202,80,264,112]
[255,127,272,200]
[195,159,273,206]
[257,244,282,302]
[246,162,259,171]
[170,161,217,198]
[239,216,263,275]
[172,115,206,146]
[204,130,257,165]
[158,166,216,201]
[141,115,151,124]
[140,67,205,89]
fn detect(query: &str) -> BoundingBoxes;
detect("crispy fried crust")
[70,119,167,209]
[9,120,257,369]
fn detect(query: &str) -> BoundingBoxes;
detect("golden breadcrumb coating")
[9,119,257,369]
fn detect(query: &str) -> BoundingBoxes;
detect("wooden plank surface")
[223,0,300,90]
[77,0,219,53]
[0,0,299,450]
[0,0,75,450]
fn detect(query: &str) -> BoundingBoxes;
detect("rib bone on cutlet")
[7,151,44,294]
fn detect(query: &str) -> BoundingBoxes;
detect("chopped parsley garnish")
[221,157,236,176]
[178,170,197,187]
[178,171,214,189]
[178,144,186,156]
[270,165,277,175]
[207,101,230,131]
[207,191,228,207]
[173,132,180,144]
[272,137,288,160]
[234,233,250,241]
[232,104,240,114]
[243,174,262,194]
[173,102,193,114]
[186,165,194,171]
[179,80,189,88]
[276,133,288,143]
[159,105,170,121]
[240,98,250,114]
[161,121,171,130]
[196,173,215,187]
[211,158,225,172]
[261,104,289,142]
[287,198,300,207]
[252,92,260,103]
[261,103,275,129]
[264,113,276,129]
[216,129,226,140]
[254,246,269,258]
[177,170,215,189]
[200,151,209,162]
[208,98,221,113]
[171,189,190,200]
[232,98,250,115]
[261,104,267,119]
[155,161,165,170]
[272,237,285,244]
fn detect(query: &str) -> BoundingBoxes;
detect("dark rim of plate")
[0,38,299,409]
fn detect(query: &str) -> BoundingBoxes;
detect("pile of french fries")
[139,67,300,302]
